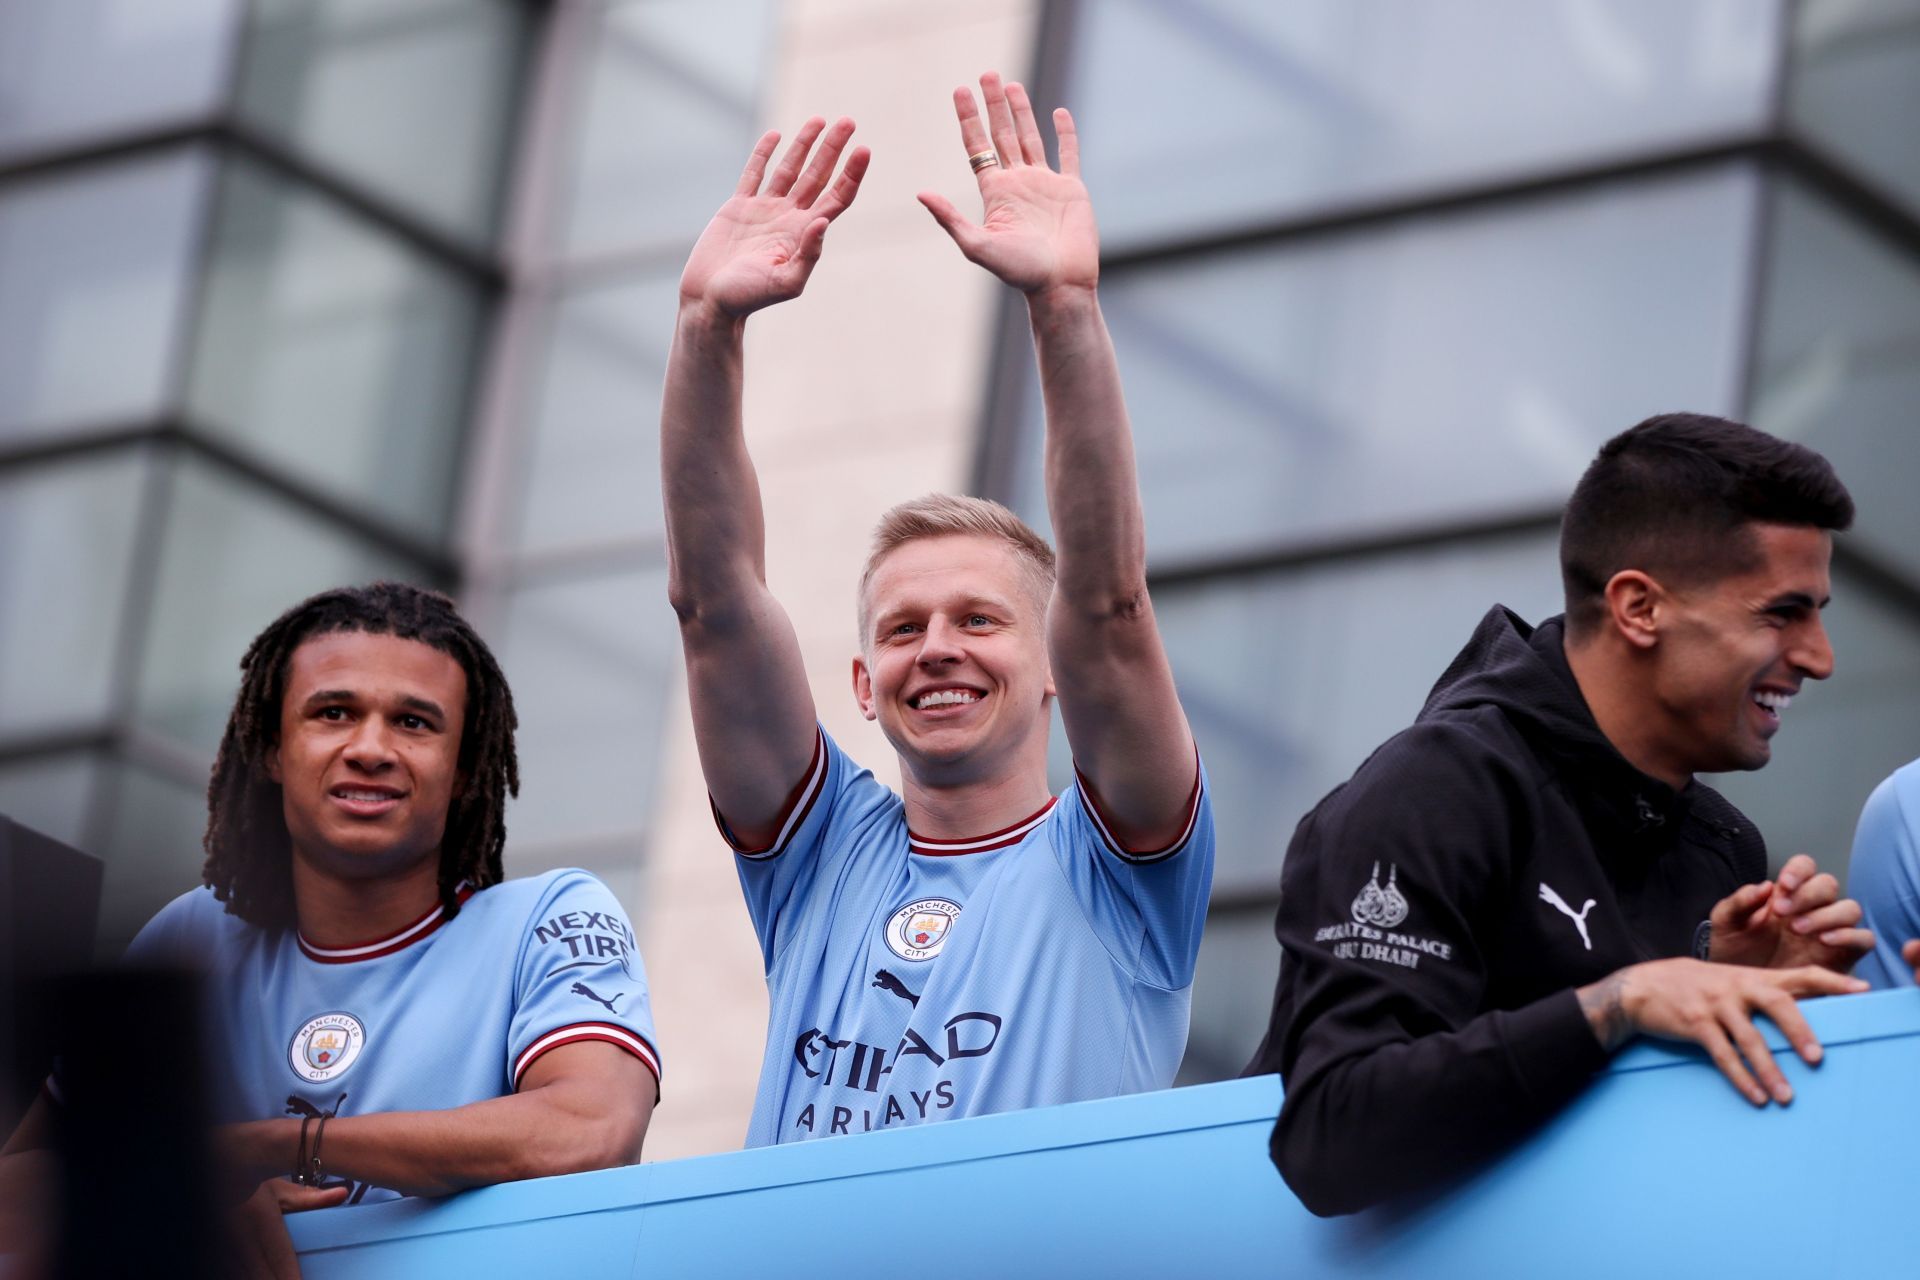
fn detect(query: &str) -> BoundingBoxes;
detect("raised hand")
[679,117,870,319]
[1707,853,1873,974]
[918,73,1098,295]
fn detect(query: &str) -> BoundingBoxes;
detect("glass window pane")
[1155,532,1566,896]
[133,451,429,754]
[93,758,208,958]
[1179,911,1280,1085]
[1007,165,1755,563]
[0,0,239,160]
[1789,0,1920,218]
[0,450,149,735]
[0,752,103,851]
[185,155,485,546]
[1750,179,1920,580]
[489,566,679,857]
[0,148,213,439]
[235,0,529,245]
[559,0,776,259]
[1712,565,1920,884]
[1070,0,1783,248]
[512,270,677,554]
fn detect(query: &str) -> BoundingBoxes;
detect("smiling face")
[267,630,468,882]
[1645,522,1835,779]
[853,533,1055,783]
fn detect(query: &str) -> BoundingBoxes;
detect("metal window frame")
[995,0,1920,950]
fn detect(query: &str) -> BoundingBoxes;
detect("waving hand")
[918,74,1098,294]
[680,117,870,318]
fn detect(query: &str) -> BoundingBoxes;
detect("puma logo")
[872,969,920,1006]
[570,981,622,1013]
[1538,882,1597,951]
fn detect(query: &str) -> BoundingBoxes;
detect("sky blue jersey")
[116,868,660,1204]
[1852,759,1920,989]
[722,729,1213,1147]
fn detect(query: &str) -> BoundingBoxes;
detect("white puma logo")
[1538,882,1597,950]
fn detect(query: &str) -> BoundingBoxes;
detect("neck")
[1563,631,1690,791]
[290,851,444,946]
[899,762,1054,840]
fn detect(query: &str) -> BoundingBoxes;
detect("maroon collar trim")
[297,883,475,964]
[908,798,1057,856]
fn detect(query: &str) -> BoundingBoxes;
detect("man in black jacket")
[1247,413,1872,1216]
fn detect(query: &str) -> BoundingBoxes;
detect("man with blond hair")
[661,74,1214,1145]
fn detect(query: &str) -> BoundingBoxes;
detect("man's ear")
[1603,570,1663,651]
[852,655,877,721]
[264,740,283,783]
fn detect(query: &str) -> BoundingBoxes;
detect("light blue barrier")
[290,990,1920,1277]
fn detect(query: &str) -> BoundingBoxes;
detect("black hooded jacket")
[1245,606,1766,1216]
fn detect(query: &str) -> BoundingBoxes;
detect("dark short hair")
[202,582,520,929]
[1560,413,1854,635]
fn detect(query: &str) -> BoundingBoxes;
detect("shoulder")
[1339,712,1538,816]
[1852,760,1920,876]
[123,885,258,965]
[469,868,630,927]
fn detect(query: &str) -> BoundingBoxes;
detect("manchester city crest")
[289,1012,367,1083]
[884,897,962,962]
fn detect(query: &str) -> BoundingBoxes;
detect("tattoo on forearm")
[1579,974,1632,1051]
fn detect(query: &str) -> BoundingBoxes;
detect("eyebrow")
[299,690,449,721]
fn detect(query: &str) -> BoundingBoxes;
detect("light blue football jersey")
[120,868,659,1204]
[724,730,1213,1147]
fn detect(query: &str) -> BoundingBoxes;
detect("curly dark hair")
[202,581,520,929]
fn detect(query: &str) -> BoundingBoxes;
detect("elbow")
[1271,1091,1381,1218]
[516,1107,648,1183]
[1056,581,1153,629]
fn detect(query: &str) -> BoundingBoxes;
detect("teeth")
[915,690,979,709]
[337,789,397,802]
[1753,691,1792,713]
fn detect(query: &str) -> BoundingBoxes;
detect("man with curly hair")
[5,582,659,1268]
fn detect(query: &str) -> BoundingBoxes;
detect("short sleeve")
[1051,754,1215,991]
[1851,764,1920,990]
[507,872,661,1095]
[728,728,897,972]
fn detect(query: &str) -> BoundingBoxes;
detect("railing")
[290,990,1920,1277]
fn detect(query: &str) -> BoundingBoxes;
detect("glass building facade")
[3,0,1917,1146]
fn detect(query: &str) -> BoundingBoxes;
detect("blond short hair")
[856,494,1056,644]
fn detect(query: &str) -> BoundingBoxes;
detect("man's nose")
[343,717,398,768]
[1794,615,1835,681]
[916,618,965,665]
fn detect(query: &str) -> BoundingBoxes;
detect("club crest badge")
[1351,862,1409,929]
[884,898,962,962]
[289,1012,366,1083]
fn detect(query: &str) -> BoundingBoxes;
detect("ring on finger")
[968,150,1000,173]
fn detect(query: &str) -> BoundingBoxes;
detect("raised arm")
[664,119,869,843]
[919,75,1195,848]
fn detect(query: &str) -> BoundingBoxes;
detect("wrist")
[675,297,748,341]
[1576,968,1635,1052]
[220,1118,291,1184]
[1025,280,1100,320]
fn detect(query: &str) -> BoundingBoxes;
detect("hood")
[1419,605,1687,838]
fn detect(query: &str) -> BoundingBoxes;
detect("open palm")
[681,118,869,318]
[919,75,1099,294]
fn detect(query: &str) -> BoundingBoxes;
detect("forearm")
[226,1081,650,1199]
[1029,285,1148,610]
[1274,992,1608,1216]
[660,301,817,825]
[662,302,770,627]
